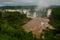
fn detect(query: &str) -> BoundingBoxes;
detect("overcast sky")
[0,0,60,6]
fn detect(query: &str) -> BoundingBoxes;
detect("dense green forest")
[0,6,60,40]
[49,7,60,40]
[0,12,38,40]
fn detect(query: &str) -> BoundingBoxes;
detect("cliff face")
[23,17,54,37]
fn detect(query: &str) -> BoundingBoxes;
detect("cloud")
[22,0,34,3]
[0,0,36,6]
[0,0,60,6]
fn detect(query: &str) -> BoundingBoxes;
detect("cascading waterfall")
[36,8,48,17]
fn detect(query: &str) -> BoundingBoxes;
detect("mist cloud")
[36,0,60,11]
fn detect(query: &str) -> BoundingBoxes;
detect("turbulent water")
[36,8,48,17]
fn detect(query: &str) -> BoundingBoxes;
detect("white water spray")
[35,0,59,17]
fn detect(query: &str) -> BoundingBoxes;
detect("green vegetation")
[48,7,60,40]
[0,6,60,40]
[0,12,39,40]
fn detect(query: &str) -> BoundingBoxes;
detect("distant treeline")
[0,6,36,9]
[0,5,60,9]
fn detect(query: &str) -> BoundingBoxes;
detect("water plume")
[35,0,60,17]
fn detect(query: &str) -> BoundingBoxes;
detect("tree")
[49,7,60,40]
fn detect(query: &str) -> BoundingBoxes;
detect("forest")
[0,6,36,9]
[0,7,60,40]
